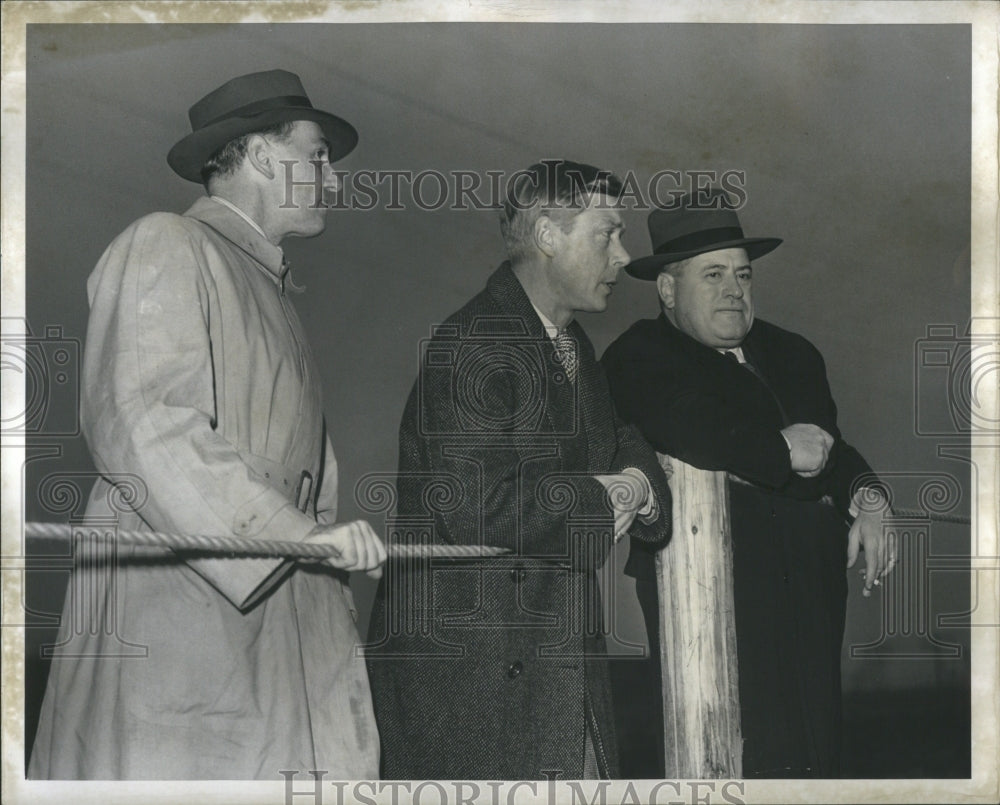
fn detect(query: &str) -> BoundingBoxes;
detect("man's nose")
[322,163,340,192]
[611,240,630,269]
[722,273,743,298]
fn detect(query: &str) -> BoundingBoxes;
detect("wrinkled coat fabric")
[29,197,379,780]
[367,264,671,780]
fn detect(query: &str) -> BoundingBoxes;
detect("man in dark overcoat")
[602,191,895,778]
[367,160,671,780]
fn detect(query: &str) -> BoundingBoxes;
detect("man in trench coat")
[29,69,385,779]
[601,191,895,777]
[366,160,671,780]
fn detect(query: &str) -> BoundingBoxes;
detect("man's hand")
[594,472,648,542]
[303,520,387,579]
[847,489,897,597]
[781,423,834,478]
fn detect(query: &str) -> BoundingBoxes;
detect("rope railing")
[23,521,509,560]
[886,508,971,525]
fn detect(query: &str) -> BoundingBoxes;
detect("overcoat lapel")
[486,264,586,454]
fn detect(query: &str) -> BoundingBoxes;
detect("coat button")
[509,569,526,583]
[507,661,523,679]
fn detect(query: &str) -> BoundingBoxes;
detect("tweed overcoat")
[602,313,876,777]
[367,264,671,780]
[29,197,379,779]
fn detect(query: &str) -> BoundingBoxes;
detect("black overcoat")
[602,313,875,777]
[367,264,671,780]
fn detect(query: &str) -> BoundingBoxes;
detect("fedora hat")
[625,189,782,280]
[167,69,358,183]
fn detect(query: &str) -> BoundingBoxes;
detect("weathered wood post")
[656,453,742,778]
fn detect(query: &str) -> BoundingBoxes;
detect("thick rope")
[886,508,971,525]
[24,521,508,560]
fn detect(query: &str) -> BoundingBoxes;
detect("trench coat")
[29,196,379,779]
[602,313,876,777]
[366,264,671,780]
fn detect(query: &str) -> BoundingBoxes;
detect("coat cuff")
[620,467,659,524]
[187,501,317,611]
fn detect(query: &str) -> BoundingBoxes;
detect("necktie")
[724,350,789,425]
[554,330,578,383]
[725,349,763,379]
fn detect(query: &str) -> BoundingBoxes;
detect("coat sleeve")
[603,348,793,489]
[791,346,877,518]
[604,328,876,517]
[315,424,339,526]
[82,214,318,610]
[607,412,672,547]
[396,340,617,564]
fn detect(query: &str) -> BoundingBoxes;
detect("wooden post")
[656,454,742,778]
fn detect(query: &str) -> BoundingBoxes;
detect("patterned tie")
[554,329,578,383]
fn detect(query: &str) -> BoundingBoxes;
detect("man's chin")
[290,216,328,239]
[710,327,750,348]
[713,318,750,342]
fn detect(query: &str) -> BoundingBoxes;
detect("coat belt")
[237,449,315,513]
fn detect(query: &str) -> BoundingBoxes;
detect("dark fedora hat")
[625,189,782,280]
[167,69,358,183]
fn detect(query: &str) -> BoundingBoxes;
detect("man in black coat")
[367,161,671,780]
[602,191,895,778]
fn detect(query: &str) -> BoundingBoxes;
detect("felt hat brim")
[625,236,783,280]
[167,106,358,184]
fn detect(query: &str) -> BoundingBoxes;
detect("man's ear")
[656,270,676,310]
[245,133,276,180]
[534,214,558,258]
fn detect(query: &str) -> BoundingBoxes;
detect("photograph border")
[2,2,997,804]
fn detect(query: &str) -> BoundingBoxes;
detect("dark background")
[19,23,972,777]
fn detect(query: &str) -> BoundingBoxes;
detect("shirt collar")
[209,195,269,240]
[718,345,747,363]
[530,302,562,340]
[185,196,287,282]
